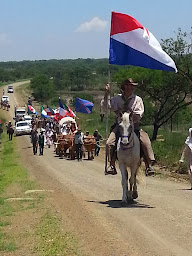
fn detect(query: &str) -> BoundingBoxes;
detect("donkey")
[117,112,141,203]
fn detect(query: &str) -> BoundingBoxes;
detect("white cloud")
[76,17,108,32]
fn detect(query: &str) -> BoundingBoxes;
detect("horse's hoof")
[127,198,135,204]
[132,191,138,199]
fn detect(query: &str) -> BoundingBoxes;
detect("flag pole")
[104,65,110,174]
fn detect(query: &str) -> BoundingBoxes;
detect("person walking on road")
[6,121,14,141]
[93,129,102,156]
[74,128,84,161]
[31,129,38,155]
[38,130,45,156]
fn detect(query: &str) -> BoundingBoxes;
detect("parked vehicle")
[7,85,14,93]
[14,121,32,136]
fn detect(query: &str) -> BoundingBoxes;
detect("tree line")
[0,28,192,140]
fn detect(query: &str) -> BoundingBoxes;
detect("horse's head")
[118,112,133,145]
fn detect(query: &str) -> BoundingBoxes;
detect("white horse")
[117,112,141,204]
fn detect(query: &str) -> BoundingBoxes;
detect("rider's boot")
[108,145,117,175]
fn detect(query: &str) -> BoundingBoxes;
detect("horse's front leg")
[119,163,128,203]
[129,167,138,200]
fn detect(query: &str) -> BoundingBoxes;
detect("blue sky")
[0,0,191,61]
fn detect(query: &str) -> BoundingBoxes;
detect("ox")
[55,134,75,159]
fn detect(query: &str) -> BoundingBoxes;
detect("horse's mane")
[122,112,131,126]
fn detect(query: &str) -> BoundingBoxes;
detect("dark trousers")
[39,144,44,155]
[75,144,82,160]
[95,141,100,156]
[33,141,38,155]
[9,132,13,140]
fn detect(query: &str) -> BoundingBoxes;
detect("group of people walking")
[31,129,44,155]
[31,123,57,156]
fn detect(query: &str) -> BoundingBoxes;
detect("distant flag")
[109,11,177,72]
[59,97,69,112]
[75,97,94,114]
[41,106,50,118]
[67,105,76,118]
[46,106,55,116]
[58,107,68,118]
[28,105,37,115]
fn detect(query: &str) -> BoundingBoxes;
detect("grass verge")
[0,117,82,255]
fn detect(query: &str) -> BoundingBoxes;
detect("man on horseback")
[105,78,155,175]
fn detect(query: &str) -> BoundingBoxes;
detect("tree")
[30,74,56,103]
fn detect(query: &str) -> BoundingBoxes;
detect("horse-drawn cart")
[55,117,77,159]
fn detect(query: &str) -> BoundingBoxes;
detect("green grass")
[0,133,35,195]
[34,211,81,256]
[0,117,82,255]
[145,127,187,171]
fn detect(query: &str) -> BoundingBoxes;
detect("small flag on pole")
[28,105,37,114]
[75,97,93,114]
[59,98,69,112]
[41,106,50,118]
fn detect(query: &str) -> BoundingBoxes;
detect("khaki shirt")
[110,93,144,129]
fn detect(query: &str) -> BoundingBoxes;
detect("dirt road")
[2,82,192,256]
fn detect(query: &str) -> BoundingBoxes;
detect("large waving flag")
[75,97,94,114]
[28,105,37,114]
[109,11,177,72]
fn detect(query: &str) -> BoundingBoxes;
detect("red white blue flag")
[109,11,177,72]
[28,105,37,114]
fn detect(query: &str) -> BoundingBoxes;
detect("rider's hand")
[105,83,110,92]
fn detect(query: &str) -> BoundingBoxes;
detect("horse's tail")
[136,163,146,187]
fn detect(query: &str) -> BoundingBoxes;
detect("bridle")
[119,112,134,151]
[119,127,134,150]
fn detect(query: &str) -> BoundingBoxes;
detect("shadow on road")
[87,200,155,209]
[178,188,192,191]
[22,146,32,149]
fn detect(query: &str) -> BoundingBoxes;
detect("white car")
[7,85,14,93]
[24,115,32,125]
[1,95,10,103]
[14,121,32,136]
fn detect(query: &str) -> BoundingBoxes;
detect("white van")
[7,85,14,93]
